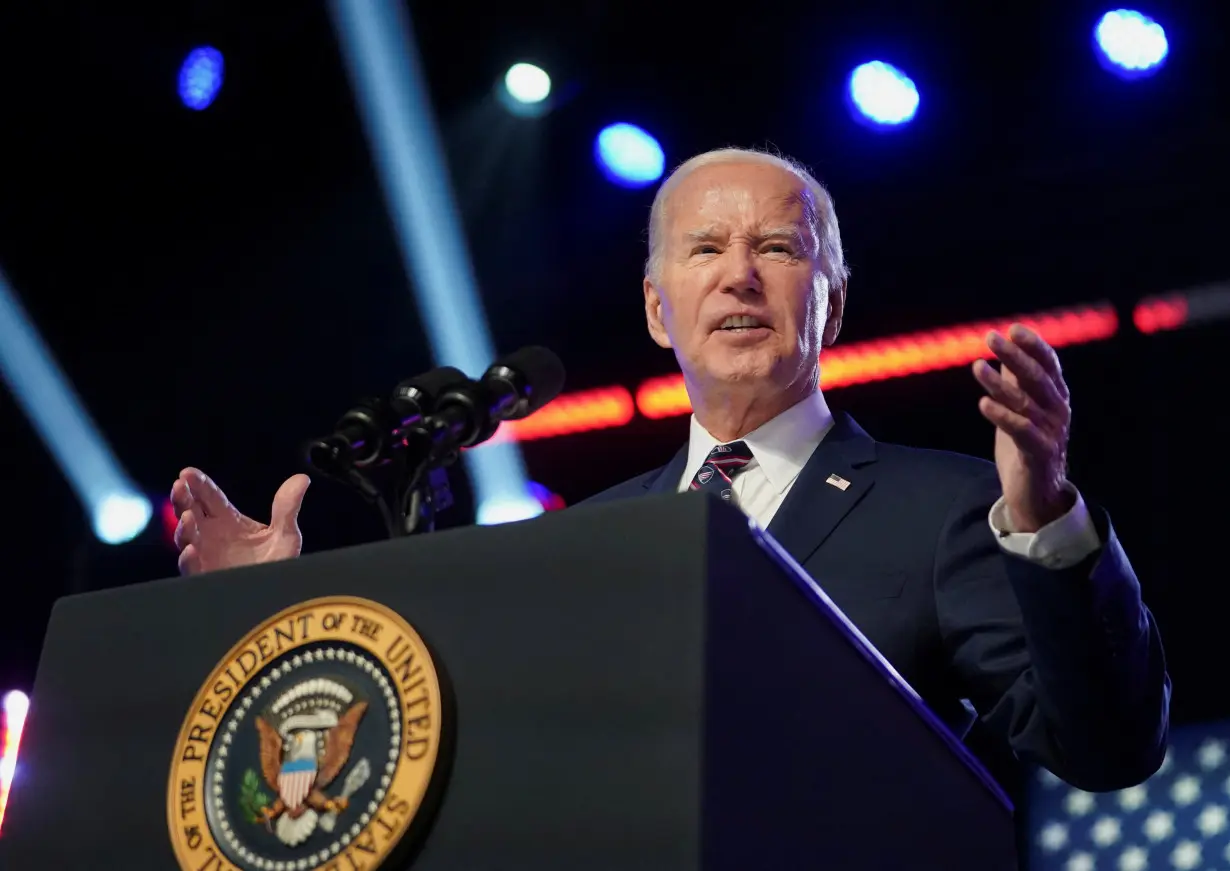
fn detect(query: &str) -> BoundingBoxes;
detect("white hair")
[644,147,848,290]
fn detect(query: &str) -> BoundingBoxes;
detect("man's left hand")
[972,324,1074,533]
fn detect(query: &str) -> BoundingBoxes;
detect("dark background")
[0,0,1226,732]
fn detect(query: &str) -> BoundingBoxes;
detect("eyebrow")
[682,225,811,249]
[683,224,725,244]
[759,226,810,247]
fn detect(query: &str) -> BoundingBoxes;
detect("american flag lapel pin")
[825,473,851,491]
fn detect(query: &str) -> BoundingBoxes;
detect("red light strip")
[636,303,1119,419]
[1133,294,1189,334]
[470,291,1230,442]
[1134,283,1230,334]
[488,386,636,443]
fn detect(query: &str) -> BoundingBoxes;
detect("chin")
[706,349,783,384]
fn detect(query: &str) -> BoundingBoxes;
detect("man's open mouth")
[717,315,769,332]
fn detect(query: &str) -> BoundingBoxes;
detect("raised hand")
[170,468,310,576]
[972,324,1074,533]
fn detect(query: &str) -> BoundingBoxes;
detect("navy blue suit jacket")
[582,413,1171,793]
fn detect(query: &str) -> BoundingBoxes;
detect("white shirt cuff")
[988,484,1102,570]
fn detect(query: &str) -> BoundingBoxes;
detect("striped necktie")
[689,441,755,502]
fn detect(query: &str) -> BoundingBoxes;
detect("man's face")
[644,161,843,392]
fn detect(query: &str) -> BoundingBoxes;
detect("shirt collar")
[681,390,835,494]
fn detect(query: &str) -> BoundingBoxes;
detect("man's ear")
[822,278,846,347]
[644,277,673,349]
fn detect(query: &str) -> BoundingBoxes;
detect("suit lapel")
[766,413,878,566]
[644,444,690,495]
[641,413,878,565]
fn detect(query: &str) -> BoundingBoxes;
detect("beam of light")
[326,0,540,526]
[0,690,30,835]
[0,271,151,543]
[636,304,1119,418]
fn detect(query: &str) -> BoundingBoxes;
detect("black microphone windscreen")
[406,366,469,397]
[495,346,566,416]
[391,366,472,421]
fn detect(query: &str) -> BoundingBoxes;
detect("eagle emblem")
[251,678,371,847]
[169,599,451,871]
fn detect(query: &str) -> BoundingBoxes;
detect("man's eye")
[693,245,719,255]
[765,244,793,254]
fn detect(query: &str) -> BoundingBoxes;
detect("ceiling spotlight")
[1094,9,1168,78]
[178,46,225,111]
[594,123,665,188]
[499,62,552,116]
[847,61,919,128]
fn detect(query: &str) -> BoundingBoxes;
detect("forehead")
[665,161,813,232]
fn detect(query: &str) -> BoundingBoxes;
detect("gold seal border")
[166,595,448,871]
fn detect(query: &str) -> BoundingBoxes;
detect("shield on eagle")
[278,756,317,811]
[252,678,370,846]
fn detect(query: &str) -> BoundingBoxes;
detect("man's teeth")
[721,315,763,329]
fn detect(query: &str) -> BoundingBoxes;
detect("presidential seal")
[167,596,452,871]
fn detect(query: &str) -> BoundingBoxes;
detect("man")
[170,147,1169,795]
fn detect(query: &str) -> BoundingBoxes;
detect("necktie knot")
[689,440,755,502]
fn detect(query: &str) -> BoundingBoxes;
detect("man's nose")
[721,244,763,294]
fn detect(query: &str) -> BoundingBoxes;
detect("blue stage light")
[848,61,919,128]
[595,123,665,188]
[178,47,225,110]
[1094,9,1168,78]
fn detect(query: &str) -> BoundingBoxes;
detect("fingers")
[180,467,230,519]
[972,359,1036,419]
[1006,323,1063,380]
[978,396,1051,456]
[174,508,199,552]
[172,474,202,575]
[270,474,311,534]
[985,329,1067,410]
[973,358,1066,434]
[177,543,201,576]
[996,325,1069,399]
[170,476,194,520]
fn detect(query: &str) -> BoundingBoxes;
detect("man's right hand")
[170,468,310,576]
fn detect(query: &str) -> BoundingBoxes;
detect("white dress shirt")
[678,391,1102,570]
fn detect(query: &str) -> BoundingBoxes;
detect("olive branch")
[238,768,273,825]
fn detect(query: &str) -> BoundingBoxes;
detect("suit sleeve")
[933,468,1171,791]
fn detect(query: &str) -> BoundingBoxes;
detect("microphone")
[305,397,390,474]
[391,366,470,426]
[306,366,468,474]
[407,346,566,459]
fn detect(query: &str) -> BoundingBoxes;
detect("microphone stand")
[392,424,458,537]
[304,438,399,539]
[398,466,454,535]
[306,344,565,539]
[305,429,456,541]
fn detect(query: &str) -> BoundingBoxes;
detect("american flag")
[1028,721,1230,870]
